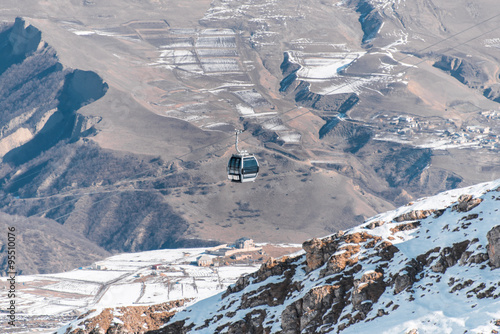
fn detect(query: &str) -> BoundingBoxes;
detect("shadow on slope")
[0,17,41,75]
[0,18,108,166]
[2,69,108,165]
[1,142,221,253]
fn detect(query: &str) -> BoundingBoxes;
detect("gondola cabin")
[227,129,259,182]
[227,153,259,182]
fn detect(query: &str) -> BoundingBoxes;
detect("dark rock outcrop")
[452,194,482,213]
[483,85,500,103]
[354,0,384,44]
[430,240,471,273]
[223,256,300,298]
[394,210,434,222]
[282,284,346,333]
[433,55,488,90]
[63,300,189,334]
[0,17,41,74]
[293,81,359,114]
[318,118,372,152]
[487,225,500,268]
[302,234,341,271]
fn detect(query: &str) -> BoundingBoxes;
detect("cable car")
[227,130,259,182]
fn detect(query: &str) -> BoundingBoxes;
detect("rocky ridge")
[0,18,108,166]
[279,51,360,116]
[60,300,189,334]
[153,179,500,333]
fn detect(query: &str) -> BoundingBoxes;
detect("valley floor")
[0,244,300,334]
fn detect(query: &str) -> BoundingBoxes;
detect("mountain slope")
[0,15,396,264]
[0,212,110,275]
[0,18,107,166]
[156,179,500,333]
[2,0,500,276]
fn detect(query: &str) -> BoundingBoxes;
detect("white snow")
[233,90,271,107]
[44,280,101,295]
[4,245,270,334]
[97,283,143,307]
[295,52,365,80]
[373,135,483,150]
[236,104,255,115]
[278,131,301,143]
[43,270,127,283]
[297,53,365,80]
[70,30,95,36]
[196,36,236,48]
[484,37,500,49]
[317,76,375,95]
[160,40,194,48]
[201,58,241,72]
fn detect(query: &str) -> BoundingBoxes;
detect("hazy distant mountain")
[0,212,110,275]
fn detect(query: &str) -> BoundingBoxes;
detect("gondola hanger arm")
[234,129,248,155]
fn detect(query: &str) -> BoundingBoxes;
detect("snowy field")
[201,28,235,35]
[296,52,366,80]
[196,36,236,48]
[201,58,241,72]
[0,246,266,334]
[43,280,101,295]
[96,283,143,307]
[44,270,127,283]
[233,90,272,108]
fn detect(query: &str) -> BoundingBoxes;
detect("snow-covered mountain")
[140,179,500,334]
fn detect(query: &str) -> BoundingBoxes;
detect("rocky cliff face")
[352,0,383,44]
[432,53,500,106]
[279,52,360,117]
[152,179,500,333]
[432,54,490,90]
[0,18,107,166]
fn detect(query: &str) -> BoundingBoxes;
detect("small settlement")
[78,238,302,278]
[144,237,265,271]
[199,237,263,266]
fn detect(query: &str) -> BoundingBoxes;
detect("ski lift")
[227,130,259,182]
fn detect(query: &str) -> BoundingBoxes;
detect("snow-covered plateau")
[0,247,266,333]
